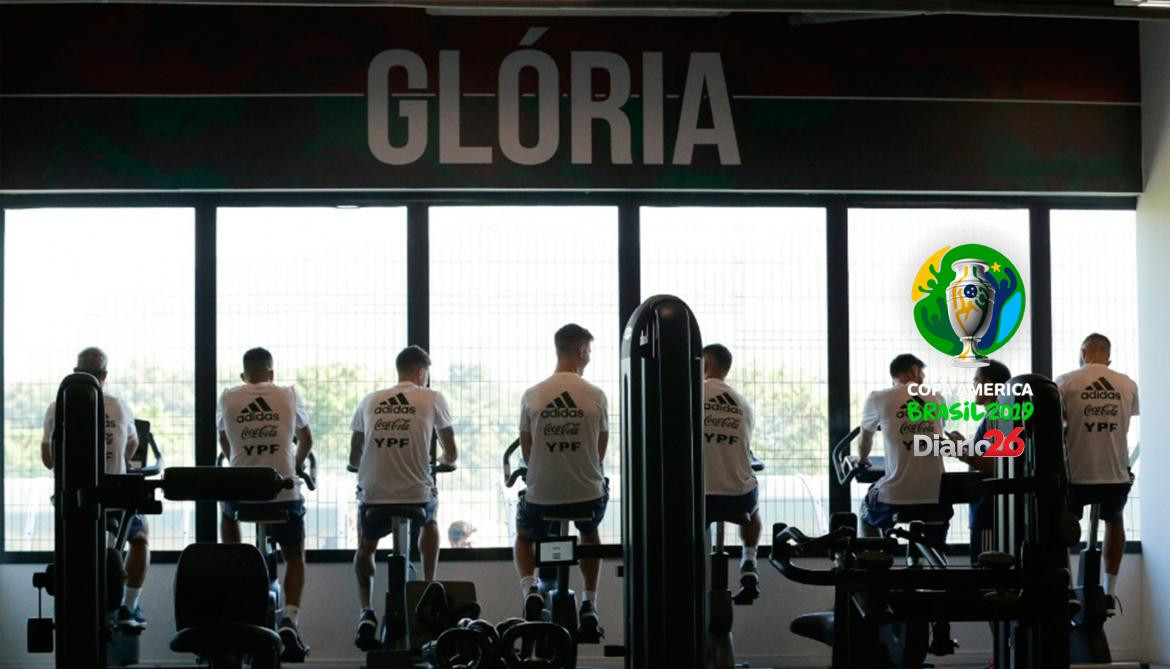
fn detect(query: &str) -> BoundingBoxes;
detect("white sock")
[1105,572,1118,596]
[583,590,597,605]
[122,586,141,611]
[742,546,758,564]
[285,605,300,625]
[520,575,539,595]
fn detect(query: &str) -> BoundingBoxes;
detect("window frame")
[0,193,1140,563]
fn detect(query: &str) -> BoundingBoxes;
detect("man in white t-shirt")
[515,324,609,638]
[349,345,458,651]
[41,347,150,631]
[857,354,952,542]
[1055,333,1140,613]
[217,347,313,662]
[701,344,761,604]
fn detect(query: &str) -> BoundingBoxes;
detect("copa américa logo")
[911,244,1026,367]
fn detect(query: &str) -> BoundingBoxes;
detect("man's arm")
[294,426,313,471]
[124,434,140,469]
[597,431,609,461]
[349,431,364,469]
[520,430,533,463]
[218,431,231,461]
[438,427,458,464]
[857,429,874,464]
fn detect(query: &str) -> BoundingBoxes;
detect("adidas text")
[541,407,584,418]
[237,412,280,423]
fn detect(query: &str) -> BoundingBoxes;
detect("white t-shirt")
[351,382,453,504]
[42,395,136,475]
[216,382,309,503]
[703,378,757,496]
[861,383,947,505]
[1055,363,1140,485]
[519,372,609,505]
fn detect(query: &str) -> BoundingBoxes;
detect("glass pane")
[1051,210,1140,540]
[430,207,620,547]
[640,207,830,536]
[4,208,195,551]
[217,207,407,550]
[848,208,1032,544]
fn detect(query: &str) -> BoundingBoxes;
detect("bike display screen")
[536,537,577,567]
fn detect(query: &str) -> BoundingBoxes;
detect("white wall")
[1140,20,1170,665]
[0,553,1149,668]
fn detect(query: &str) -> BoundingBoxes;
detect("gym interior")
[1,2,1170,668]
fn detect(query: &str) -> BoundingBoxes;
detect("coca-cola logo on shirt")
[374,418,411,431]
[241,425,278,440]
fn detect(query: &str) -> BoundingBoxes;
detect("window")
[429,207,620,547]
[848,209,1032,542]
[1050,210,1141,540]
[640,207,830,534]
[4,208,195,551]
[216,207,407,549]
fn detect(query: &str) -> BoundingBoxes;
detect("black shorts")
[221,500,306,547]
[706,488,759,519]
[516,494,608,539]
[860,485,952,543]
[358,499,438,541]
[1068,482,1132,522]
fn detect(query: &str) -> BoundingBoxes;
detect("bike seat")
[364,504,428,524]
[790,612,834,647]
[892,506,952,525]
[233,507,292,524]
[540,513,594,523]
[708,512,751,526]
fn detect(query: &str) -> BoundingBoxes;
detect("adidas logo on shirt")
[540,391,584,418]
[374,393,416,414]
[1081,377,1122,401]
[236,397,281,423]
[704,392,742,415]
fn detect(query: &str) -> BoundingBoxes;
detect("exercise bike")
[706,454,766,669]
[349,445,478,669]
[503,439,609,669]
[216,451,317,663]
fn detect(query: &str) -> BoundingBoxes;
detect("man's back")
[1056,364,1139,485]
[703,378,756,496]
[520,372,608,505]
[861,384,946,505]
[217,382,308,502]
[43,394,136,475]
[352,382,452,504]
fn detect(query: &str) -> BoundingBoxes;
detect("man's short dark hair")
[242,347,274,379]
[554,324,594,358]
[396,345,431,375]
[889,353,926,378]
[1083,332,1112,356]
[702,344,733,376]
[978,359,1012,385]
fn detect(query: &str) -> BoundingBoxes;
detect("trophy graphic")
[946,259,996,367]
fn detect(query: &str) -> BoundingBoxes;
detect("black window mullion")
[0,208,6,552]
[407,204,429,351]
[194,200,217,543]
[827,202,851,516]
[618,202,640,334]
[1029,207,1053,379]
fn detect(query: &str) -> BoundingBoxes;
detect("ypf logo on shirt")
[236,397,281,423]
[374,393,416,414]
[910,243,1026,367]
[540,391,584,418]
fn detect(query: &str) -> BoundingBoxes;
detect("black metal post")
[826,203,852,515]
[1029,207,1053,379]
[194,201,217,543]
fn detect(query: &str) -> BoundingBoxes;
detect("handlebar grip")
[346,464,359,473]
[433,462,456,474]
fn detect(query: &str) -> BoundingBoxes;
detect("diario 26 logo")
[911,244,1026,367]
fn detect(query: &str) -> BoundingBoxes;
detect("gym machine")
[27,372,295,669]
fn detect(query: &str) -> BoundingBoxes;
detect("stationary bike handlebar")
[345,461,457,475]
[503,438,527,488]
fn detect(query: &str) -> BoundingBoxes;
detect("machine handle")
[161,466,292,501]
[503,438,527,488]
